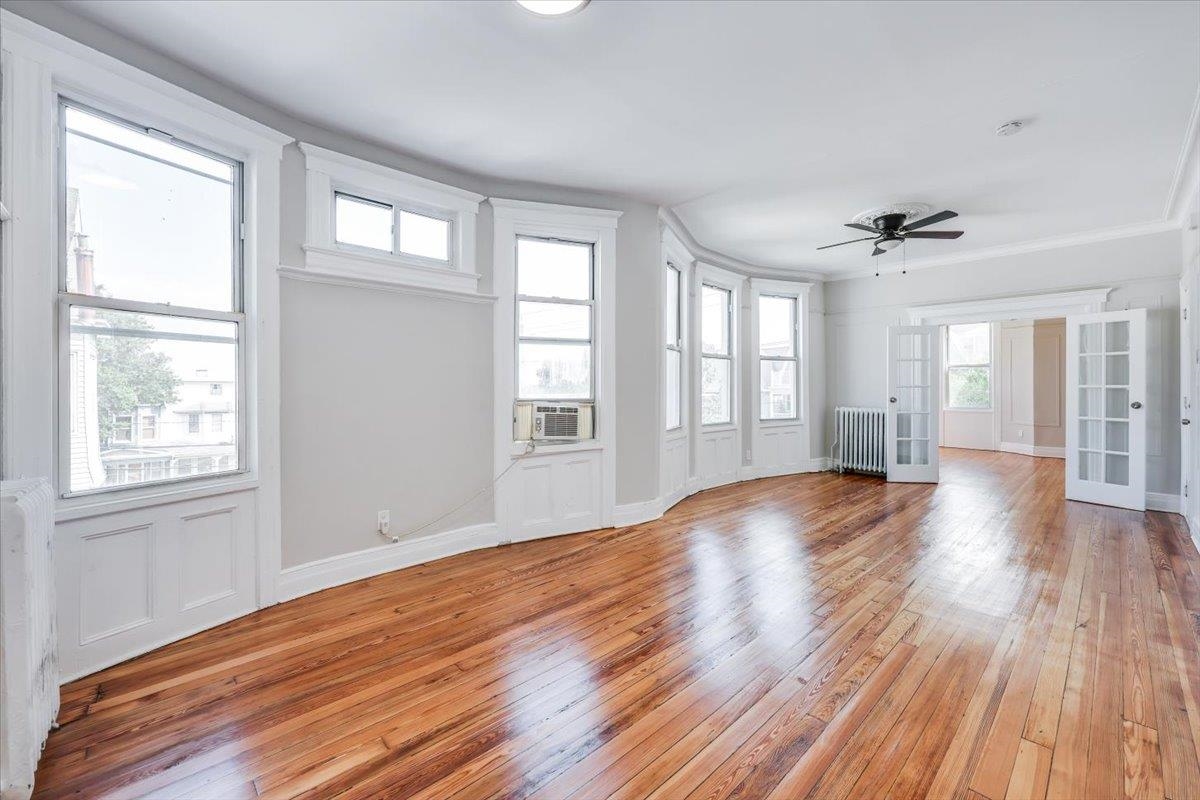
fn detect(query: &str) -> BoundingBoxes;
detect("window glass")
[701,357,731,424]
[701,285,730,355]
[666,349,682,430]
[945,323,991,409]
[63,104,237,311]
[760,361,797,419]
[67,306,239,492]
[518,302,590,340]
[518,342,591,399]
[518,237,591,300]
[666,267,680,345]
[398,209,449,261]
[946,323,990,364]
[758,296,795,358]
[335,192,393,252]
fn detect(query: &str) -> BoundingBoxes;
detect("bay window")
[758,294,799,420]
[60,99,244,494]
[515,236,594,400]
[665,264,683,430]
[701,284,733,425]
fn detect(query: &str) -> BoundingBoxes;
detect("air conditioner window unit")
[514,401,594,441]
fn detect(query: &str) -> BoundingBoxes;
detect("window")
[758,295,798,420]
[212,413,224,433]
[665,265,683,430]
[515,237,593,400]
[188,413,201,434]
[945,322,992,409]
[701,284,733,425]
[210,383,223,395]
[62,100,242,494]
[334,192,393,252]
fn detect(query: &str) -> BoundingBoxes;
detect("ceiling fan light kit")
[817,202,965,265]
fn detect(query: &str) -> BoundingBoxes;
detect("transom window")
[334,190,451,262]
[60,99,243,495]
[701,284,733,425]
[665,264,683,430]
[515,236,594,400]
[758,294,798,420]
[945,322,992,409]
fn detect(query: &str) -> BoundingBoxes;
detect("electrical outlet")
[377,510,390,535]
[1018,429,1024,439]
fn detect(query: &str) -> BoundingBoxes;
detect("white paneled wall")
[55,491,257,680]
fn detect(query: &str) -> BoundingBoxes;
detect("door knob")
[889,397,897,403]
[1131,401,1143,409]
[1184,418,1192,425]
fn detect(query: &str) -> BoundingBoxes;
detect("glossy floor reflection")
[32,449,1200,799]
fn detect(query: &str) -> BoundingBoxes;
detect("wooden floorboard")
[32,449,1200,799]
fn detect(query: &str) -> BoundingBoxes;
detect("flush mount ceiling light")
[515,0,589,16]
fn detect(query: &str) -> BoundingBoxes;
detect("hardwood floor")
[32,449,1200,799]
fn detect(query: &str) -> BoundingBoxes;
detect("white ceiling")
[54,0,1200,276]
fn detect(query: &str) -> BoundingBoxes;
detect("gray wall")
[825,229,1184,494]
[9,2,665,568]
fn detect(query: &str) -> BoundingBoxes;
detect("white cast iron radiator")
[833,407,887,475]
[1,479,59,800]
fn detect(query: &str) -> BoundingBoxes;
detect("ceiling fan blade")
[843,223,879,234]
[904,230,964,239]
[903,210,958,230]
[816,236,878,250]
[871,247,885,257]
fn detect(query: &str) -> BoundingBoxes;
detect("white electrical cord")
[381,441,538,543]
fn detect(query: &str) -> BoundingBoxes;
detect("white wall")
[825,229,1183,494]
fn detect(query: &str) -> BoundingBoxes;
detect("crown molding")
[1165,86,1200,223]
[657,208,827,282]
[830,218,1182,282]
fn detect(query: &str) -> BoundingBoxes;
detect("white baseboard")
[612,497,665,527]
[277,522,499,602]
[1147,492,1183,514]
[998,442,1066,459]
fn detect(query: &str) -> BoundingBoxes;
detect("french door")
[1065,309,1146,510]
[887,325,941,483]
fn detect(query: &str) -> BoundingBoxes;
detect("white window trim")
[698,268,740,429]
[943,323,994,411]
[294,142,485,299]
[664,263,684,432]
[1,10,289,603]
[749,278,810,425]
[490,198,619,526]
[661,224,692,442]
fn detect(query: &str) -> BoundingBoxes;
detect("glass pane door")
[887,325,940,483]
[1066,310,1146,510]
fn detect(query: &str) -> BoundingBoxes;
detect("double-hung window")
[945,323,992,409]
[665,264,683,430]
[758,295,799,420]
[60,100,244,494]
[515,236,594,401]
[701,284,733,425]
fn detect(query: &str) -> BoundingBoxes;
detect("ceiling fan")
[818,210,963,256]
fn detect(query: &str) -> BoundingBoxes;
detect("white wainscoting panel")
[662,433,689,506]
[697,428,740,490]
[56,490,256,681]
[504,449,603,543]
[752,422,807,478]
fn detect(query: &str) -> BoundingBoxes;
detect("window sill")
[509,439,604,458]
[665,428,687,442]
[283,248,495,304]
[700,423,737,434]
[56,473,260,522]
[943,407,994,413]
[758,418,804,429]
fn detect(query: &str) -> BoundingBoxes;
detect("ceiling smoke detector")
[995,120,1025,137]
